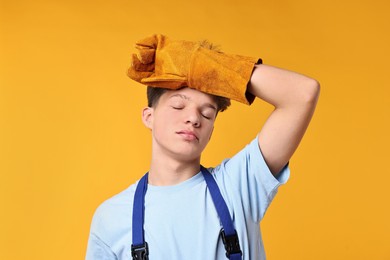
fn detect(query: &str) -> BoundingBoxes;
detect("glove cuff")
[188,48,261,105]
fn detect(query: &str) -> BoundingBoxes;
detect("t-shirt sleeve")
[212,137,290,223]
[85,233,118,260]
[85,188,134,260]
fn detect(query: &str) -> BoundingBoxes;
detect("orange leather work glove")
[127,34,261,105]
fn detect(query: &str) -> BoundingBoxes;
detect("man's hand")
[128,34,260,104]
[128,34,197,89]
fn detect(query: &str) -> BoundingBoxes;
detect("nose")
[185,109,201,127]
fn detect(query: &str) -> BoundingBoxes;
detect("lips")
[176,130,199,141]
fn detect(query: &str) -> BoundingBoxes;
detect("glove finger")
[135,46,155,64]
[127,66,154,82]
[130,54,155,72]
[141,75,187,89]
[136,34,168,50]
[135,34,160,48]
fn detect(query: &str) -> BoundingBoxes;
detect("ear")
[142,107,153,129]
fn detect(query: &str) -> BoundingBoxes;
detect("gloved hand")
[127,34,261,105]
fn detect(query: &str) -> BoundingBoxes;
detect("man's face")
[143,88,217,162]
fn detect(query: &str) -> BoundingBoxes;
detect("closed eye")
[201,114,211,120]
[172,106,184,110]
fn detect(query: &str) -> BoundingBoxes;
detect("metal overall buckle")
[131,242,149,260]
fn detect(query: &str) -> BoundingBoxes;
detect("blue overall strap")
[132,168,242,260]
[200,166,242,260]
[131,173,149,260]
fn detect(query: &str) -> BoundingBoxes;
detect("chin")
[171,147,203,162]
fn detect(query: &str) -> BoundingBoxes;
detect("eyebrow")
[170,94,190,100]
[169,94,217,110]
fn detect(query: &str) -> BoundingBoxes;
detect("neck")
[148,153,201,186]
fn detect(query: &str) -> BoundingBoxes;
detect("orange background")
[1,0,389,259]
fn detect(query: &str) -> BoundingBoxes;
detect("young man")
[85,34,320,260]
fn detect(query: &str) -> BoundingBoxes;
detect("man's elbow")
[301,78,320,106]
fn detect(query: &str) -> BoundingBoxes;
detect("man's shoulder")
[95,183,136,217]
[89,182,137,242]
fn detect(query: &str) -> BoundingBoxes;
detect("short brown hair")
[147,86,230,112]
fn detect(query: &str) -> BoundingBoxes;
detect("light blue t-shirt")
[86,138,289,260]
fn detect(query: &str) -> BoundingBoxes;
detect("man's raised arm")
[247,64,320,175]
